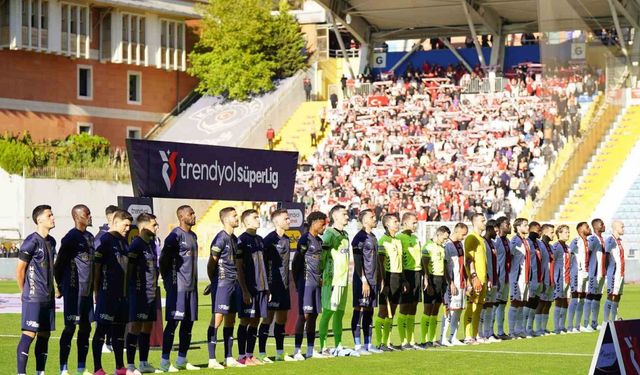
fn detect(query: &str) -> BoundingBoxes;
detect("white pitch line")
[0,334,593,357]
[430,349,592,357]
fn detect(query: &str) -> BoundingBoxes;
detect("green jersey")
[378,234,403,273]
[397,231,422,271]
[422,240,445,276]
[321,227,350,287]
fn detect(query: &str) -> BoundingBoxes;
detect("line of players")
[15,203,627,375]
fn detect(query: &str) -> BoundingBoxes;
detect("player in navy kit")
[292,211,328,360]
[94,204,118,354]
[16,205,57,375]
[92,209,132,375]
[258,209,295,362]
[207,207,245,369]
[125,213,160,374]
[236,209,270,366]
[54,204,95,375]
[159,205,200,372]
[351,209,382,355]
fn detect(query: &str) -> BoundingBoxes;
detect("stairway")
[612,172,640,255]
[271,101,328,162]
[192,101,328,253]
[555,106,640,221]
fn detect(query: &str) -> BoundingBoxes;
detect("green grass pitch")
[1,280,638,374]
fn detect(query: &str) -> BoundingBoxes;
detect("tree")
[189,0,308,101]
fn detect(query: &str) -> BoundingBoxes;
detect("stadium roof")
[315,0,635,43]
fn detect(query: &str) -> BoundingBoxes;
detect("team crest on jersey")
[159,150,179,191]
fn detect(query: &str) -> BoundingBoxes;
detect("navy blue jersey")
[94,225,109,249]
[54,228,95,298]
[297,232,323,287]
[352,229,378,286]
[210,230,238,284]
[162,227,198,292]
[128,237,158,303]
[94,232,128,300]
[19,232,56,303]
[263,231,291,289]
[237,232,269,293]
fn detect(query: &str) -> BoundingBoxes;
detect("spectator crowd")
[294,63,604,222]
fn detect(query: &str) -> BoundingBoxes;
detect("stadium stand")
[557,106,640,221]
[295,65,600,221]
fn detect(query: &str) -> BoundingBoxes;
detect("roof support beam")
[608,0,632,67]
[440,38,473,74]
[461,0,486,69]
[314,0,372,45]
[390,39,425,73]
[611,0,640,30]
[461,0,502,36]
[329,13,356,79]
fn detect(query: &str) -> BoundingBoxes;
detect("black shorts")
[423,275,445,304]
[165,289,198,321]
[239,291,269,319]
[352,275,378,308]
[268,285,291,311]
[22,301,55,332]
[400,270,422,304]
[63,295,94,325]
[129,296,158,322]
[95,295,128,324]
[212,281,241,315]
[379,272,402,306]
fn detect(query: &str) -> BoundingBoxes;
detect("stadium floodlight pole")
[461,0,487,69]
[440,38,474,74]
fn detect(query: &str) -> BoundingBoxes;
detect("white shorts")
[572,271,589,294]
[485,285,497,304]
[554,282,571,300]
[540,284,554,302]
[444,287,465,310]
[497,283,510,302]
[588,276,606,295]
[510,280,530,302]
[607,276,624,296]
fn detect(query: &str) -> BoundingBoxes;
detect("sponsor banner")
[127,139,298,201]
[571,43,586,60]
[279,201,305,250]
[368,95,389,107]
[117,196,153,224]
[373,52,387,68]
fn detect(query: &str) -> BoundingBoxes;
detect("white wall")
[22,178,134,241]
[0,171,214,244]
[0,169,25,238]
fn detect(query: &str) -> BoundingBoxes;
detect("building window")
[127,71,141,104]
[77,122,93,134]
[160,19,185,71]
[61,2,89,58]
[0,0,10,46]
[99,10,111,60]
[127,127,141,139]
[77,65,92,100]
[21,0,48,49]
[122,13,146,65]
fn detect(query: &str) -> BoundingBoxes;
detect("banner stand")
[589,319,640,375]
